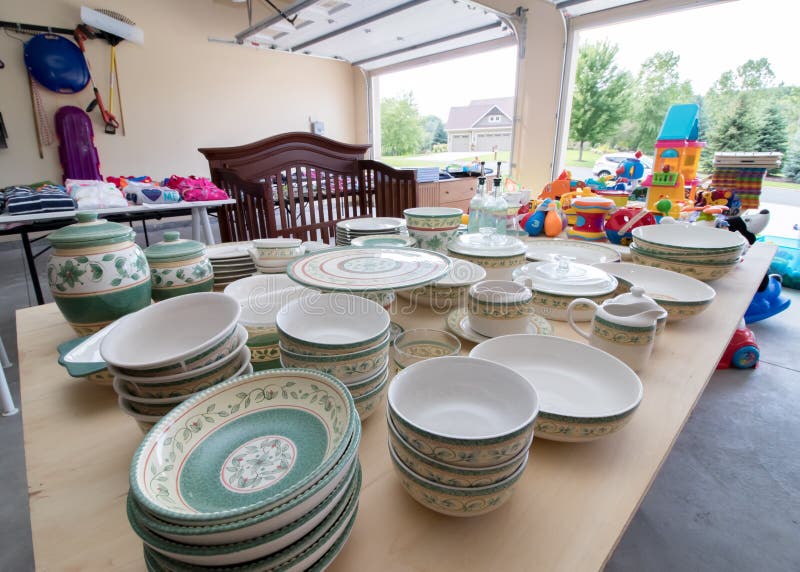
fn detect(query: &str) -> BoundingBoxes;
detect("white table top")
[0,199,235,225]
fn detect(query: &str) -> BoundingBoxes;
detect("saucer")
[446,307,553,344]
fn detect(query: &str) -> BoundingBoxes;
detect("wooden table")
[18,243,775,571]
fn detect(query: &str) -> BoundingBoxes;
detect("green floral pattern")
[404,215,462,230]
[410,230,459,253]
[535,414,634,442]
[469,299,533,320]
[151,259,213,288]
[221,436,296,492]
[449,252,526,269]
[48,246,149,294]
[631,252,734,281]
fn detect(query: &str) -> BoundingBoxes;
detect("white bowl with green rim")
[467,280,534,338]
[143,483,359,572]
[133,462,361,568]
[447,233,527,281]
[276,293,390,356]
[346,364,388,397]
[630,246,738,282]
[389,443,528,517]
[353,372,389,422]
[350,234,416,248]
[631,224,746,254]
[118,397,163,434]
[101,292,241,377]
[630,241,741,264]
[129,367,357,526]
[397,258,486,309]
[388,416,529,487]
[595,262,716,322]
[278,332,390,383]
[113,354,253,402]
[470,334,643,442]
[132,422,361,546]
[388,356,539,468]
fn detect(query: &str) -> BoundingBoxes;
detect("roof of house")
[445,97,514,130]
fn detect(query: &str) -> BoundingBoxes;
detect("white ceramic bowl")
[100,292,241,375]
[470,334,642,442]
[276,293,390,355]
[387,356,539,467]
[595,262,716,321]
[279,333,390,383]
[631,224,746,253]
[630,246,739,282]
[467,280,533,338]
[353,371,389,421]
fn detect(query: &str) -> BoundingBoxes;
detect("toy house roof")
[657,103,700,142]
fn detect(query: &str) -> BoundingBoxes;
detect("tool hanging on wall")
[73,26,119,134]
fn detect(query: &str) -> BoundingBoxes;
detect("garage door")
[476,132,511,152]
[450,134,469,152]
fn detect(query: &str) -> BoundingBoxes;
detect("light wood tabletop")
[18,242,775,572]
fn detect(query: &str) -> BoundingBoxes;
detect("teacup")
[468,280,534,338]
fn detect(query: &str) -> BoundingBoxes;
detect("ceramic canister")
[145,231,214,301]
[47,211,151,335]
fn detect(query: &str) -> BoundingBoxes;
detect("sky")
[378,0,799,122]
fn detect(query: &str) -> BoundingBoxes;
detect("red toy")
[604,208,657,245]
[717,318,759,369]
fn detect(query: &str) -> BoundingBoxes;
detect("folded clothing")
[124,182,181,205]
[2,185,77,215]
[65,179,128,209]
[164,175,228,202]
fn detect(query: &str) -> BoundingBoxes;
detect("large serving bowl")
[388,416,529,488]
[595,262,716,321]
[279,333,390,384]
[224,275,316,371]
[403,207,463,253]
[513,259,618,321]
[132,463,361,568]
[130,424,361,546]
[100,292,241,377]
[130,368,356,526]
[387,356,539,468]
[631,223,746,255]
[470,335,643,442]
[276,293,390,356]
[396,258,486,309]
[389,444,528,517]
[630,245,739,282]
[629,241,741,265]
[447,234,527,281]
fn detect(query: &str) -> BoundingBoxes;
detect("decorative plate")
[525,239,621,265]
[287,247,451,293]
[337,217,405,232]
[130,368,357,525]
[206,242,253,260]
[446,307,553,344]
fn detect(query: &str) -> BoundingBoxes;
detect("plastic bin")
[757,235,800,289]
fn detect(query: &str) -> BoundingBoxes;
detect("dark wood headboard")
[199,132,416,243]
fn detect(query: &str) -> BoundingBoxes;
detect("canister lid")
[47,212,134,249]
[144,231,206,262]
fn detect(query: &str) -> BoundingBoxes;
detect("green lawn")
[381,151,511,170]
[764,179,800,191]
[564,148,602,167]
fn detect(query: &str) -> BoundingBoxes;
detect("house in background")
[445,97,514,152]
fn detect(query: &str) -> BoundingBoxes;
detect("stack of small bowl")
[126,367,362,570]
[276,293,391,421]
[387,356,539,517]
[630,224,746,281]
[100,293,251,433]
[249,238,306,274]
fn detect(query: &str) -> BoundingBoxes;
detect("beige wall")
[0,0,360,187]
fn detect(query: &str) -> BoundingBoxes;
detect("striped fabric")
[711,167,767,210]
[2,185,77,215]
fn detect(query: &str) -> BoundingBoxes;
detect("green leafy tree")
[569,41,632,160]
[625,51,694,152]
[783,130,800,183]
[755,102,789,174]
[381,93,425,156]
[711,94,758,152]
[736,58,776,90]
[420,115,447,151]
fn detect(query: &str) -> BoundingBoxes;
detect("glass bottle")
[468,177,486,234]
[491,177,507,236]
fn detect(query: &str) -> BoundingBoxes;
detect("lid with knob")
[144,231,206,262]
[47,211,135,249]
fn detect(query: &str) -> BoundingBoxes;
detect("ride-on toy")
[717,318,760,369]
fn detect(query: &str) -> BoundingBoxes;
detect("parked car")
[592,152,653,178]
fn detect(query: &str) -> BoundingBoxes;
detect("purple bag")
[54,106,102,182]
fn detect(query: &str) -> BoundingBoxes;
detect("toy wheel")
[731,346,759,369]
[597,170,611,177]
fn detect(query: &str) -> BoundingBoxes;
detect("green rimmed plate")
[446,307,553,344]
[130,368,356,526]
[350,234,417,248]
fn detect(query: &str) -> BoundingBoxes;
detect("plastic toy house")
[644,104,705,216]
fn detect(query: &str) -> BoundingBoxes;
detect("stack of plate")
[335,217,406,246]
[127,368,361,571]
[630,224,746,281]
[206,242,257,290]
[276,293,391,422]
[99,293,251,433]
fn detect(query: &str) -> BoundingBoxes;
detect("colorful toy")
[566,196,615,241]
[745,274,791,323]
[522,199,550,236]
[544,201,566,237]
[643,104,705,217]
[604,208,657,245]
[618,151,646,189]
[560,187,598,226]
[539,170,585,201]
[717,318,759,369]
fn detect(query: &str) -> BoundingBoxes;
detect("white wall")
[0,0,361,187]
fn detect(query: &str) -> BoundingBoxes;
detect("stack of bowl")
[335,217,406,246]
[99,293,249,433]
[403,207,463,253]
[224,274,316,371]
[387,356,538,517]
[249,238,306,274]
[276,293,391,422]
[630,224,746,281]
[206,242,257,291]
[126,368,361,570]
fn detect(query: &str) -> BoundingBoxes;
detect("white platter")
[525,239,621,265]
[206,242,253,260]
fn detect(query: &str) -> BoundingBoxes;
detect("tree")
[755,102,789,174]
[625,51,694,152]
[381,93,425,156]
[420,115,447,151]
[711,94,758,153]
[736,58,777,90]
[569,41,632,160]
[783,130,800,183]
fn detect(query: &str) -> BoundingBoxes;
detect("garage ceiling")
[231,0,520,73]
[548,0,647,18]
